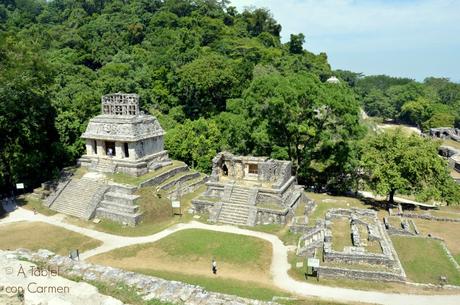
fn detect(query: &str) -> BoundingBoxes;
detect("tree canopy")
[0,0,458,205]
[344,74,460,130]
[361,129,460,205]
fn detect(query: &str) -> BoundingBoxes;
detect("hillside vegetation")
[1,0,459,205]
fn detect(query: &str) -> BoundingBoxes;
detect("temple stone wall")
[316,266,405,282]
[79,93,169,176]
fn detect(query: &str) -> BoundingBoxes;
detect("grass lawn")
[0,221,101,255]
[107,160,185,185]
[429,209,460,219]
[413,219,460,264]
[132,269,286,301]
[391,236,460,285]
[306,193,369,222]
[65,185,206,237]
[331,218,352,251]
[287,252,456,295]
[442,139,460,150]
[89,229,272,285]
[245,223,300,246]
[377,124,420,135]
[16,195,57,216]
[90,230,350,304]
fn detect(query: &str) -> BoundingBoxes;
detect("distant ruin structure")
[430,127,460,142]
[192,152,305,226]
[79,93,169,176]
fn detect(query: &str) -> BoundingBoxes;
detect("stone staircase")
[218,186,252,225]
[95,185,142,226]
[228,186,250,204]
[50,177,106,219]
[93,158,117,173]
[218,203,252,226]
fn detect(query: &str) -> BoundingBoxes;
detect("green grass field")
[0,221,101,255]
[442,139,460,150]
[16,195,57,216]
[391,236,460,285]
[92,229,271,268]
[331,218,352,251]
[89,229,276,299]
[306,193,369,222]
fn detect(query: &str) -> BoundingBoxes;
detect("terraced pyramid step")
[95,184,142,226]
[158,171,201,191]
[139,164,188,187]
[217,203,251,226]
[50,177,107,219]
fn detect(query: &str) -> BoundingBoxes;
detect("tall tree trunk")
[389,189,396,205]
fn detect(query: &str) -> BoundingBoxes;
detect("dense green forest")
[335,71,460,129]
[0,0,459,204]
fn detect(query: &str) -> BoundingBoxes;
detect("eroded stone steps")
[50,178,104,219]
[157,171,201,191]
[95,207,142,226]
[98,200,139,214]
[166,174,207,195]
[139,164,188,188]
[228,187,250,205]
[218,203,251,226]
[95,186,141,226]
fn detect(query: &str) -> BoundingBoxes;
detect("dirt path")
[1,208,460,305]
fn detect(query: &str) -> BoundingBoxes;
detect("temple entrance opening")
[105,141,115,157]
[222,163,228,176]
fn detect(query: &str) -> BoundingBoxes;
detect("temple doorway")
[222,163,228,176]
[105,141,115,156]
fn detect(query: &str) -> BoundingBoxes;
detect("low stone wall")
[139,164,188,187]
[316,266,405,282]
[323,248,394,267]
[159,171,201,191]
[6,249,280,305]
[394,212,460,223]
[191,198,216,213]
[255,206,292,225]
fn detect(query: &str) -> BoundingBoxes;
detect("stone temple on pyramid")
[79,93,169,176]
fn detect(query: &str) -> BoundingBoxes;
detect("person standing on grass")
[211,258,217,275]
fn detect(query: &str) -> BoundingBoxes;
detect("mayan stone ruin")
[295,208,407,282]
[192,151,306,226]
[39,93,178,226]
[79,93,170,176]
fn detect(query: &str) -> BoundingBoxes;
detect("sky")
[230,0,460,82]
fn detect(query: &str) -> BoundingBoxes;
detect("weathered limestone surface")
[3,249,280,305]
[297,208,406,282]
[193,152,305,226]
[316,266,406,282]
[430,127,460,142]
[79,93,170,176]
[0,250,123,305]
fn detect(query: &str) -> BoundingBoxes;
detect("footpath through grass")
[90,229,271,274]
[0,221,101,255]
[391,236,460,285]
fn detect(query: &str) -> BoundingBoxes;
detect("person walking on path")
[211,258,217,275]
